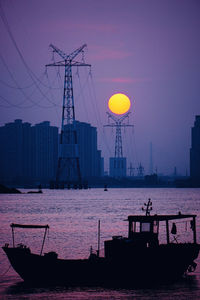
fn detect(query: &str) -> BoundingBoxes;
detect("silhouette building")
[109,157,126,178]
[63,121,103,181]
[32,121,58,184]
[0,120,58,185]
[0,119,103,186]
[190,115,200,180]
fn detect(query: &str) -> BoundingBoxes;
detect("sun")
[108,93,131,115]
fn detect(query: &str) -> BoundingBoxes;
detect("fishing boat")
[2,199,200,286]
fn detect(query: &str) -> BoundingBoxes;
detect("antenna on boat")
[142,198,152,216]
[97,220,100,257]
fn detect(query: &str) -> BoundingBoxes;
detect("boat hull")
[2,243,200,286]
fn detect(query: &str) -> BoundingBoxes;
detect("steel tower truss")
[46,44,91,184]
[104,112,133,158]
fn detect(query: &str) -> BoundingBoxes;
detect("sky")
[0,0,200,175]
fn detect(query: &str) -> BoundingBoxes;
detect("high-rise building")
[0,120,58,185]
[0,120,32,184]
[0,119,103,185]
[32,121,58,183]
[109,157,126,178]
[63,121,103,180]
[190,116,200,179]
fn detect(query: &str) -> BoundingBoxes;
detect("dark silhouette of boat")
[104,184,108,191]
[27,185,42,194]
[27,190,42,194]
[2,199,200,286]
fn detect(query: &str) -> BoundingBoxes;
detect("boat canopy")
[10,223,49,255]
[127,214,196,222]
[10,223,49,229]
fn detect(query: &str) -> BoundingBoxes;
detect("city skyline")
[0,119,103,185]
[0,0,200,175]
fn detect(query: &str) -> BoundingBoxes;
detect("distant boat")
[27,190,42,194]
[2,199,200,286]
[27,185,42,194]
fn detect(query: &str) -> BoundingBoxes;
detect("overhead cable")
[0,3,60,107]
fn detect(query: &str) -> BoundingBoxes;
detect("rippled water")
[0,188,200,299]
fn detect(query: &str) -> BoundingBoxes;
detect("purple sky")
[0,0,200,175]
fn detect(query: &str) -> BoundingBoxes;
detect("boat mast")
[97,220,100,257]
[12,226,15,247]
[40,226,48,256]
[142,198,152,216]
[192,216,197,244]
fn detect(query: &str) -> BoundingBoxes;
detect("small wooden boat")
[2,199,200,286]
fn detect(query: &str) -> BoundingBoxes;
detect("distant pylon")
[128,162,134,177]
[173,166,177,177]
[104,112,133,158]
[46,44,91,184]
[137,162,144,177]
[149,142,153,175]
[104,112,133,178]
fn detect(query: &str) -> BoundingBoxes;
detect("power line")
[0,94,34,108]
[87,70,112,157]
[44,69,61,122]
[0,3,60,107]
[0,78,35,89]
[0,54,58,108]
[36,68,64,90]
[75,68,90,122]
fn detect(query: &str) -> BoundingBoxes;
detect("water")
[0,188,200,299]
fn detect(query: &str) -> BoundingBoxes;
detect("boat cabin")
[128,215,159,247]
[127,213,197,246]
[104,199,197,259]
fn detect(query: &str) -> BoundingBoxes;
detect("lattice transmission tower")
[46,44,91,185]
[104,112,133,177]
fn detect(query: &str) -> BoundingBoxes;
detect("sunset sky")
[0,0,200,175]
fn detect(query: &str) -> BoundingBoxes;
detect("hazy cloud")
[99,77,151,83]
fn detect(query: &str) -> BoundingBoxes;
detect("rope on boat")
[0,264,12,277]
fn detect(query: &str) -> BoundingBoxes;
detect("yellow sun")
[108,93,131,115]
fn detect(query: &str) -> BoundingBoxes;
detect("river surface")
[0,188,200,299]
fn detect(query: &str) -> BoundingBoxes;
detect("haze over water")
[0,188,200,299]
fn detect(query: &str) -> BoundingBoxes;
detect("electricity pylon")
[104,112,133,177]
[46,44,91,185]
[128,162,135,177]
[137,162,144,177]
[104,112,133,158]
[149,142,153,175]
